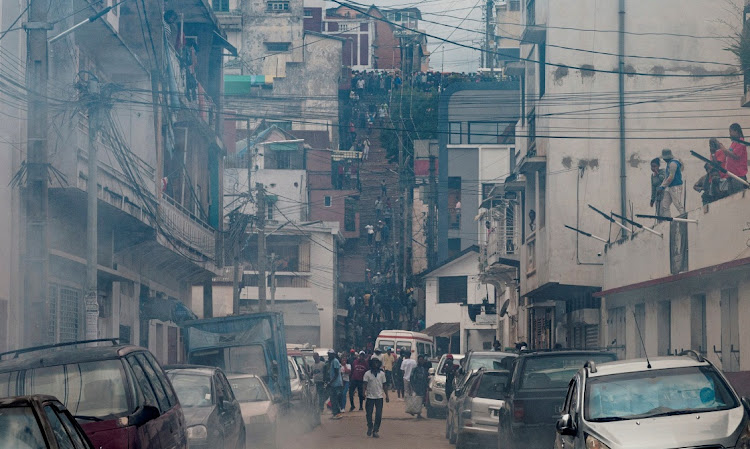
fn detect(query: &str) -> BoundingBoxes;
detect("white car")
[228,374,279,449]
[427,353,464,417]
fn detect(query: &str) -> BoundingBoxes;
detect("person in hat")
[349,351,369,411]
[658,148,685,217]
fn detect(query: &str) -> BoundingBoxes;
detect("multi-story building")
[0,1,229,360]
[513,0,750,350]
[216,0,344,147]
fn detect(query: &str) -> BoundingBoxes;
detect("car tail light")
[513,402,524,422]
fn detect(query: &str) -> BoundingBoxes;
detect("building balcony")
[601,190,750,294]
[159,194,217,261]
[215,9,243,31]
[481,200,521,274]
[166,42,217,127]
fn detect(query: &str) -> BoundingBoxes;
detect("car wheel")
[426,404,436,418]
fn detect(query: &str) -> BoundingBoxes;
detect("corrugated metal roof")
[423,322,460,338]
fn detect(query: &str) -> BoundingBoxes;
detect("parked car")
[0,395,95,449]
[555,351,750,449]
[446,369,511,449]
[427,353,464,417]
[287,351,320,428]
[166,366,245,449]
[0,339,187,449]
[498,350,617,449]
[455,351,517,391]
[228,374,279,449]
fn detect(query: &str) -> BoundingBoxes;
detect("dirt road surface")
[279,397,455,449]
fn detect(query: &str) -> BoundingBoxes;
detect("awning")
[423,322,460,338]
[214,30,238,57]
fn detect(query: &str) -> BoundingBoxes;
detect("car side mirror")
[272,395,283,404]
[556,414,577,436]
[428,368,435,375]
[129,405,160,427]
[221,399,233,411]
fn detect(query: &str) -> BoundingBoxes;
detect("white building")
[512,0,750,350]
[422,246,504,353]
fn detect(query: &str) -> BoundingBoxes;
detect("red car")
[0,339,187,449]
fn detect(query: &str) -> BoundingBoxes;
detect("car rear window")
[468,354,516,371]
[476,372,510,400]
[20,360,131,419]
[520,354,616,390]
[0,406,47,448]
[168,374,213,407]
[230,377,269,402]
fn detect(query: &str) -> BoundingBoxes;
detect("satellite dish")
[499,299,510,317]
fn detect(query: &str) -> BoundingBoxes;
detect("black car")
[0,339,187,449]
[497,350,617,449]
[165,366,245,449]
[0,395,94,448]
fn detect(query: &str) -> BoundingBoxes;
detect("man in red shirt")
[719,123,748,194]
[349,351,369,411]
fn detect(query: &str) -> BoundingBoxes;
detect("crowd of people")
[311,346,434,436]
[649,123,748,217]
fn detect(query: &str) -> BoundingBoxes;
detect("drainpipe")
[618,0,627,236]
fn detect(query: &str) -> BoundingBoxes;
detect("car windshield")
[468,354,515,372]
[0,406,47,449]
[230,377,270,402]
[585,366,738,422]
[476,372,510,400]
[168,374,213,407]
[520,354,616,390]
[1,359,132,419]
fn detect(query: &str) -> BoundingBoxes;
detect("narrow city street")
[280,399,452,449]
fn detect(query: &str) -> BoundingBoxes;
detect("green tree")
[379,87,439,164]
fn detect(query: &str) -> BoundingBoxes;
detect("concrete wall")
[224,168,308,221]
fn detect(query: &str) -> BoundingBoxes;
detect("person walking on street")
[363,358,389,438]
[394,352,405,397]
[409,355,430,419]
[311,352,327,411]
[341,354,351,412]
[401,351,417,396]
[658,149,685,217]
[350,351,368,411]
[327,350,344,419]
[650,157,665,216]
[382,347,396,387]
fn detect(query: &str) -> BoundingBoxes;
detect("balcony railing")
[159,194,217,260]
[483,200,521,268]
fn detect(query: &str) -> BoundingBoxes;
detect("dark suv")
[497,350,617,449]
[0,339,187,449]
[0,395,94,448]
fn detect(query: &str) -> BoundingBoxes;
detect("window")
[509,0,521,11]
[143,352,178,407]
[468,122,501,144]
[449,122,462,144]
[168,373,213,407]
[266,1,289,12]
[48,285,81,343]
[339,23,349,31]
[273,149,291,169]
[134,353,170,413]
[438,276,468,303]
[265,42,291,52]
[304,8,313,17]
[527,109,536,152]
[213,0,229,11]
[55,406,89,449]
[448,238,461,258]
[43,406,76,449]
[324,195,332,207]
[526,0,535,26]
[538,171,545,228]
[126,355,159,409]
[0,407,47,448]
[267,203,274,221]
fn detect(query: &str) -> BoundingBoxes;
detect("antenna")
[632,310,651,369]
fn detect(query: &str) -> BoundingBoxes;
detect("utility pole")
[269,252,277,308]
[232,220,241,315]
[397,123,404,288]
[427,155,437,270]
[256,183,267,312]
[83,75,102,340]
[485,0,495,70]
[24,0,51,345]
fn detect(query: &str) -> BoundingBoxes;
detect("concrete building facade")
[513,0,750,350]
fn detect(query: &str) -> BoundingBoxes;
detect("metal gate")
[49,284,81,343]
[607,307,626,360]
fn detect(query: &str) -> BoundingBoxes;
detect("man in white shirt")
[400,351,417,396]
[363,358,389,438]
